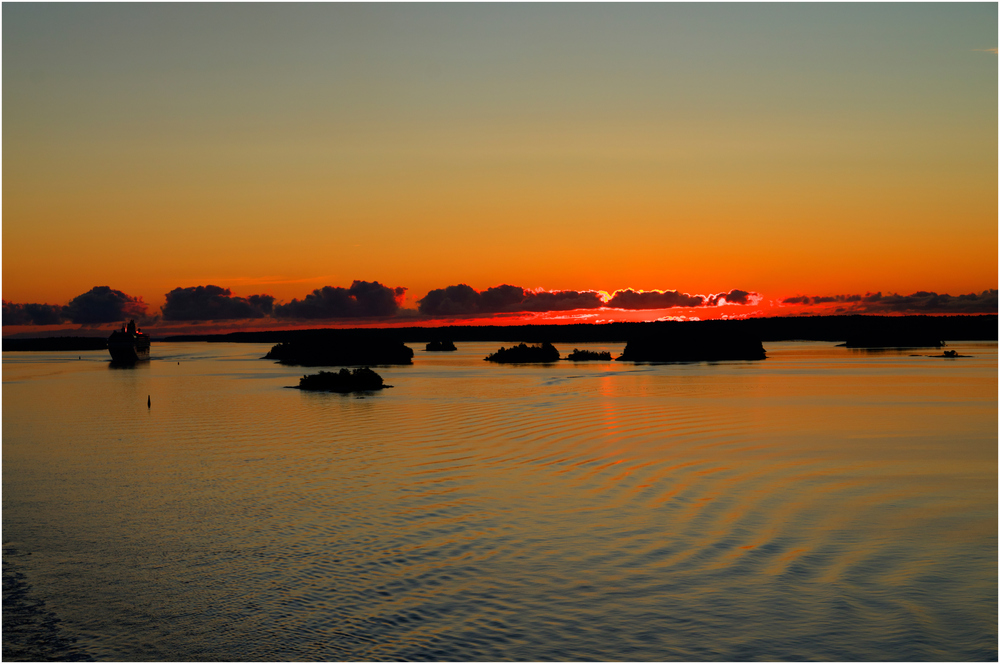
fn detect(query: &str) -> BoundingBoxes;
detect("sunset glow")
[3,4,996,334]
[4,6,997,660]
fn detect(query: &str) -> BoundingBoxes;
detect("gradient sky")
[3,3,997,328]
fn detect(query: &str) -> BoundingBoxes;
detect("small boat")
[108,320,150,363]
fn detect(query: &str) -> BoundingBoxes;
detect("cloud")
[2,301,65,326]
[975,48,998,54]
[416,284,762,316]
[605,289,704,309]
[605,288,760,309]
[418,284,481,315]
[162,285,275,321]
[417,284,604,316]
[782,294,865,305]
[706,289,762,306]
[247,294,275,315]
[63,286,149,324]
[274,281,406,319]
[783,290,998,314]
[521,289,605,312]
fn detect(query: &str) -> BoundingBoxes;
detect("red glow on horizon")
[3,288,994,339]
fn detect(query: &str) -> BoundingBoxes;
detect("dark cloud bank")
[784,290,998,315]
[418,284,603,316]
[3,286,149,326]
[418,285,758,316]
[162,281,407,321]
[5,284,995,327]
[162,285,275,321]
[64,286,149,324]
[605,288,755,309]
[2,302,65,326]
[274,281,406,319]
[3,281,408,326]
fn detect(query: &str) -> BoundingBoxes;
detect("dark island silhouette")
[566,349,612,361]
[7,315,994,362]
[264,339,413,366]
[165,315,997,347]
[486,342,560,363]
[925,349,973,358]
[617,330,766,362]
[295,367,389,392]
[425,340,457,352]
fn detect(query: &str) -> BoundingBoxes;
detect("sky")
[3,3,997,334]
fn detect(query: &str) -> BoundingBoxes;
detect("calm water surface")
[3,341,997,661]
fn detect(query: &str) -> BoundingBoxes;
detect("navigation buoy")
[147,395,151,408]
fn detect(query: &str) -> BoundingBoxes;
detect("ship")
[108,320,150,363]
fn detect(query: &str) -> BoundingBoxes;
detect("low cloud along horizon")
[782,290,999,315]
[4,286,151,326]
[3,283,997,326]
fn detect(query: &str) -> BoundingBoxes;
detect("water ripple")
[2,342,996,660]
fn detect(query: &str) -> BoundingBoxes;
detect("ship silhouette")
[107,320,150,363]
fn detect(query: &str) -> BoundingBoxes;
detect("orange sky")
[3,4,997,331]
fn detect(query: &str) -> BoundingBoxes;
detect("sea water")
[3,341,997,661]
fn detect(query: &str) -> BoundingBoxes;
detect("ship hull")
[108,341,150,363]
